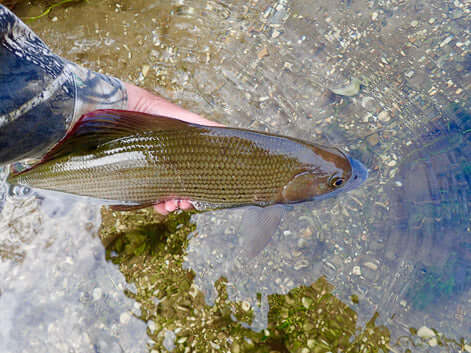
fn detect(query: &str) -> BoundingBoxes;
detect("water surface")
[1,0,470,351]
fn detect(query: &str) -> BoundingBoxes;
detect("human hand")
[124,82,223,215]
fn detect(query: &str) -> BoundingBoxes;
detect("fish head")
[278,146,368,203]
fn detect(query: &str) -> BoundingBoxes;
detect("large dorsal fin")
[41,109,199,163]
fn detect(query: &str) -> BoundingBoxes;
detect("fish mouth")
[345,156,368,189]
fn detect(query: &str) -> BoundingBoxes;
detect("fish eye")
[329,175,345,188]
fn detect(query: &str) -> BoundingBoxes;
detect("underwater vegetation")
[100,208,390,352]
[99,207,467,352]
[3,0,86,21]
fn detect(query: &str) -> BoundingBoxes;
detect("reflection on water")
[387,105,471,310]
[0,189,148,353]
[1,0,470,352]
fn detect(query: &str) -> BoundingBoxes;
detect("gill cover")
[280,172,320,202]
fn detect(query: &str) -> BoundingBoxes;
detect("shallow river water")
[0,0,470,352]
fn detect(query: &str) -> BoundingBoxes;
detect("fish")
[7,109,367,210]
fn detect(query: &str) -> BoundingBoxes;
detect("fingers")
[165,199,178,212]
[153,199,194,215]
[154,202,169,215]
[178,200,192,210]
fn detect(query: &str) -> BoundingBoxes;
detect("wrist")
[124,82,222,127]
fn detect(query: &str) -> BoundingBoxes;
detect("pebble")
[352,266,362,276]
[232,343,241,353]
[371,12,378,20]
[120,312,131,325]
[92,288,103,301]
[301,227,313,238]
[330,78,361,97]
[307,339,315,348]
[363,261,378,271]
[148,320,156,334]
[378,110,391,122]
[428,337,438,347]
[440,36,453,48]
[294,259,309,270]
[297,238,307,248]
[257,47,269,59]
[302,297,312,309]
[417,326,435,339]
[163,330,176,352]
[361,96,376,111]
[272,29,281,38]
[210,342,220,350]
[367,133,379,146]
[189,284,199,298]
[241,301,251,312]
[142,65,150,77]
[411,20,419,27]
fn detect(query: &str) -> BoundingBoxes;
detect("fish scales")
[12,129,299,206]
[8,110,368,209]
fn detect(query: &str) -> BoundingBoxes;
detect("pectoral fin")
[238,205,287,259]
